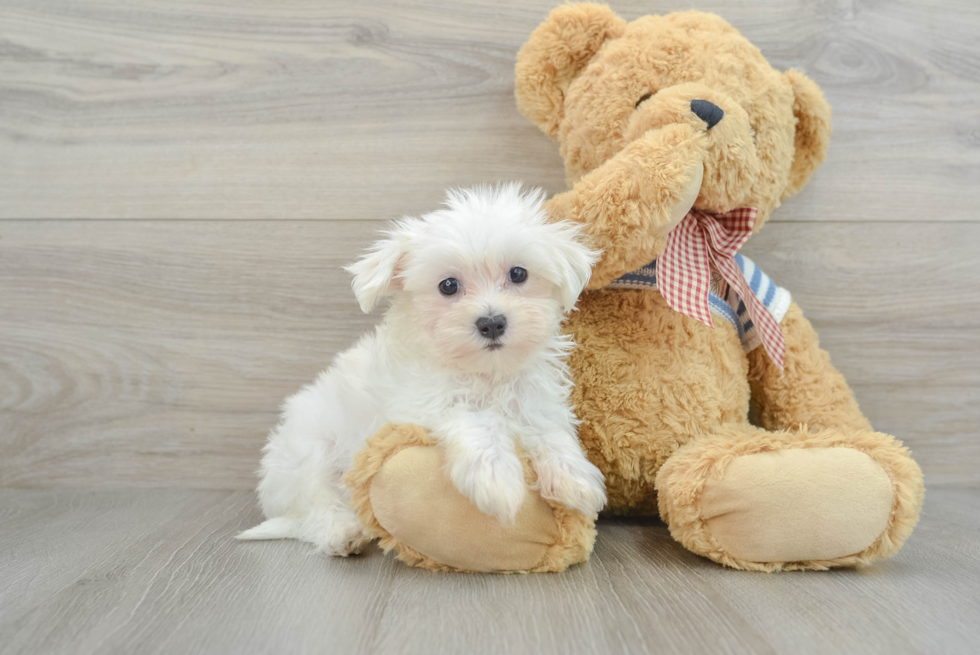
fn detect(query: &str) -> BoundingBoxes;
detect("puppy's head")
[347,184,598,375]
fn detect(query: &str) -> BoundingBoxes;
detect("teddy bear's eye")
[635,92,655,109]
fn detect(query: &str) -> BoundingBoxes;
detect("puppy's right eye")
[438,278,459,296]
[635,92,655,109]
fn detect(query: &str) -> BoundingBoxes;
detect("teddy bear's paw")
[694,447,897,566]
[533,455,607,516]
[303,506,373,557]
[448,446,527,525]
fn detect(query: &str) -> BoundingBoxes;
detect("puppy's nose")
[476,314,507,340]
[690,99,724,130]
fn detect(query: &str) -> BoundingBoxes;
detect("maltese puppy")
[238,184,606,556]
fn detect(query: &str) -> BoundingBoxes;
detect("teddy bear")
[344,4,925,573]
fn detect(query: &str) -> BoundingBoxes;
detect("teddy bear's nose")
[690,99,725,130]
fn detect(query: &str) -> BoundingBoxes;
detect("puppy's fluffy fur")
[239,184,605,556]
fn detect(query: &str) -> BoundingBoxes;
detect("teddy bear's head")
[516,4,831,232]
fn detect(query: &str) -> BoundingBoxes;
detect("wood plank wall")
[2,0,978,489]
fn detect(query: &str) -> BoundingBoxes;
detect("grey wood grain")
[1,0,977,221]
[1,486,978,655]
[1,220,977,489]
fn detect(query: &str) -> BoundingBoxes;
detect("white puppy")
[238,184,606,556]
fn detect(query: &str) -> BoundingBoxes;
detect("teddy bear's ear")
[783,69,833,199]
[515,3,626,139]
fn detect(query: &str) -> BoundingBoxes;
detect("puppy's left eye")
[508,267,528,284]
[438,278,459,296]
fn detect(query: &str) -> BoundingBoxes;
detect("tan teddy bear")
[345,4,925,573]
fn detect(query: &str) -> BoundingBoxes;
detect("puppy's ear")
[545,221,600,312]
[345,223,415,313]
[515,3,626,139]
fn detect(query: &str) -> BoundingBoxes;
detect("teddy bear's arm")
[748,302,872,432]
[545,124,706,288]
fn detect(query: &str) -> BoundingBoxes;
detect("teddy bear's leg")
[343,424,597,573]
[746,300,923,567]
[655,423,923,571]
[746,302,876,433]
[656,304,924,571]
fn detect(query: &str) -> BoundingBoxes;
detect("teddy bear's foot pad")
[351,439,596,573]
[369,446,559,572]
[346,424,597,573]
[700,448,893,563]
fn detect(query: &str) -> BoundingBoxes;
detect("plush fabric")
[345,424,596,573]
[512,4,924,570]
[700,448,893,564]
[656,425,920,570]
[346,4,925,573]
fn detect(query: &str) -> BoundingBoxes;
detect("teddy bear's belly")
[565,288,751,515]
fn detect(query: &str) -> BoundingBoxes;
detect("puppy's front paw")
[534,455,607,516]
[302,507,372,557]
[449,447,527,525]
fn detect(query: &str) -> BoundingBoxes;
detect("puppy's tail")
[236,516,299,541]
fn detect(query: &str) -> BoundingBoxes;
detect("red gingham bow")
[659,207,786,369]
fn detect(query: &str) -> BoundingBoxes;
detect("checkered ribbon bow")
[659,207,786,369]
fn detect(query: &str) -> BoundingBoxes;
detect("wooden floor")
[2,487,978,655]
[2,0,979,653]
